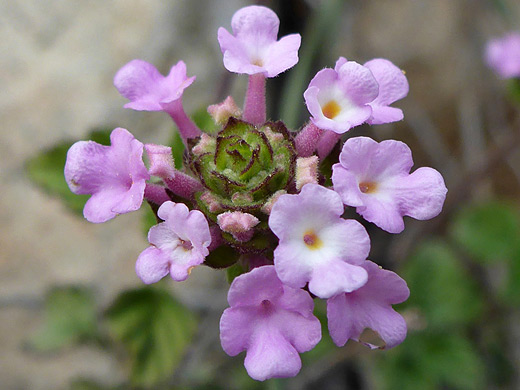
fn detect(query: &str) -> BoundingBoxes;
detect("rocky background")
[1,1,520,389]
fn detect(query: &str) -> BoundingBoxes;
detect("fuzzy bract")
[64,128,149,223]
[332,136,447,233]
[114,59,195,111]
[269,184,371,298]
[327,261,410,349]
[217,5,301,77]
[135,201,211,283]
[220,265,321,381]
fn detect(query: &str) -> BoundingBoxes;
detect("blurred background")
[1,0,520,389]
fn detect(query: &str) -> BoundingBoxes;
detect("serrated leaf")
[25,128,113,215]
[402,240,483,329]
[105,287,196,388]
[29,286,98,351]
[451,201,520,264]
[377,331,485,390]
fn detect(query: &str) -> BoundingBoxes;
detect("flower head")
[191,119,296,227]
[217,5,301,77]
[364,58,409,125]
[220,265,321,381]
[114,59,195,111]
[64,128,149,223]
[332,137,447,233]
[327,261,409,349]
[304,58,379,133]
[136,201,211,283]
[269,184,371,298]
[485,32,520,79]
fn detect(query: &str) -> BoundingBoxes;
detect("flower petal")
[393,167,448,221]
[264,34,301,77]
[309,260,368,298]
[135,247,170,284]
[64,128,149,223]
[364,58,409,107]
[327,261,409,348]
[244,327,302,381]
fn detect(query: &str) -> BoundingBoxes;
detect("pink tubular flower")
[364,58,409,125]
[304,58,379,134]
[114,60,201,143]
[64,128,149,223]
[332,137,447,234]
[135,201,211,283]
[217,5,301,77]
[220,265,321,381]
[485,32,520,79]
[114,59,195,111]
[269,184,371,299]
[327,261,410,349]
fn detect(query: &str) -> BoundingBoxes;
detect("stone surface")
[1,0,520,388]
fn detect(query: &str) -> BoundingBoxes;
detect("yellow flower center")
[303,230,323,250]
[359,181,377,194]
[322,100,341,119]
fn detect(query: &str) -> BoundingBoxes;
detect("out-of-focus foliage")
[402,241,484,329]
[28,287,98,351]
[451,201,520,264]
[105,287,196,388]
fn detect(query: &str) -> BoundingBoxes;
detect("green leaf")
[29,286,98,351]
[377,331,486,390]
[25,128,112,215]
[507,77,520,106]
[450,201,520,264]
[170,129,185,170]
[226,262,246,284]
[105,287,196,388]
[402,240,483,329]
[192,107,219,135]
[69,378,124,390]
[142,201,160,236]
[500,247,520,306]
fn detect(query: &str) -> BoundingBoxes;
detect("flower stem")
[295,122,323,157]
[243,74,266,125]
[164,171,204,199]
[144,183,170,205]
[317,130,342,159]
[164,99,202,146]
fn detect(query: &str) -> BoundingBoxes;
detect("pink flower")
[364,58,409,125]
[327,261,410,349]
[217,5,301,77]
[304,58,379,134]
[220,265,321,381]
[136,201,211,283]
[332,137,447,234]
[269,184,371,299]
[114,59,195,111]
[64,128,149,223]
[485,32,520,79]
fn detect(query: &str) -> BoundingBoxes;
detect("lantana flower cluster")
[65,5,447,381]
